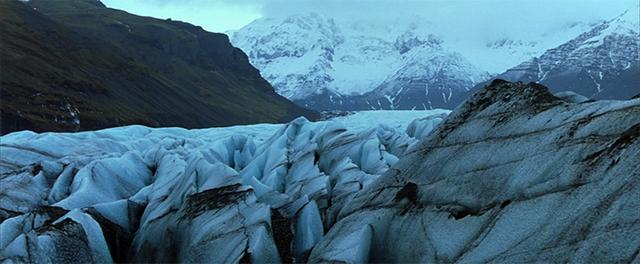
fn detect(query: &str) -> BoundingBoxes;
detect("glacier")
[1,80,639,263]
[0,110,448,263]
[310,80,640,263]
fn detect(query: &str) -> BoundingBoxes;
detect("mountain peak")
[0,0,316,134]
[480,6,639,101]
[231,13,489,110]
[609,5,640,33]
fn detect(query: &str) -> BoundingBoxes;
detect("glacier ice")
[309,81,640,263]
[0,110,447,263]
[3,80,638,263]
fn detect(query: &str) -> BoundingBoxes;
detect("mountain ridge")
[230,13,491,111]
[454,5,640,102]
[231,10,637,111]
[0,0,317,135]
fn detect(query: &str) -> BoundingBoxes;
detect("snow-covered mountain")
[230,14,492,110]
[229,13,598,110]
[444,19,599,74]
[229,14,344,101]
[484,6,640,99]
[359,43,487,110]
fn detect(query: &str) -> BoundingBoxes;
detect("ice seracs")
[3,80,638,262]
[0,110,448,263]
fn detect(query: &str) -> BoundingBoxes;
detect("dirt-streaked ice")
[0,110,447,263]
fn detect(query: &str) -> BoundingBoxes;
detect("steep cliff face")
[0,0,316,135]
[310,80,640,263]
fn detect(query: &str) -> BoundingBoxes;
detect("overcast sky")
[102,0,637,34]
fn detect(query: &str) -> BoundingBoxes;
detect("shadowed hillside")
[0,0,317,134]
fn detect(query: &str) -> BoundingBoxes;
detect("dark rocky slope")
[0,0,316,135]
[310,80,640,262]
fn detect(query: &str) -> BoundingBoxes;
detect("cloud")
[259,0,634,36]
[103,0,636,36]
[102,0,263,32]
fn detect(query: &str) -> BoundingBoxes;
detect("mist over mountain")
[230,14,487,110]
[229,8,637,111]
[475,5,640,100]
[228,1,639,111]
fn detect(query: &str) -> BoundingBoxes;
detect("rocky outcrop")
[309,80,640,263]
